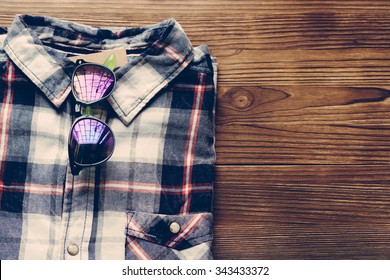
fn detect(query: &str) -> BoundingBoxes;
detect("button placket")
[63,168,96,259]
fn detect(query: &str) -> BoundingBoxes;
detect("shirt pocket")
[125,211,213,260]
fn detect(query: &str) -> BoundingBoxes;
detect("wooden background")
[1,0,390,259]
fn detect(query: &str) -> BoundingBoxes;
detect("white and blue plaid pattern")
[0,14,217,260]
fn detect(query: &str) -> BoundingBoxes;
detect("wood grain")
[217,49,390,86]
[216,86,390,164]
[214,165,390,259]
[1,0,390,259]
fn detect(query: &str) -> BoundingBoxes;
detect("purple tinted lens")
[69,118,114,165]
[72,64,115,103]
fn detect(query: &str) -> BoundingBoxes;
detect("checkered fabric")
[0,14,217,260]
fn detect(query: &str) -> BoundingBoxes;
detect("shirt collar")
[3,14,194,125]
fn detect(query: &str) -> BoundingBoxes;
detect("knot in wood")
[230,88,254,110]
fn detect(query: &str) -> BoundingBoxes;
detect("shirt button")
[67,243,79,256]
[169,222,181,234]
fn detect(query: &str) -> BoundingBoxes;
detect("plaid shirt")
[0,14,216,260]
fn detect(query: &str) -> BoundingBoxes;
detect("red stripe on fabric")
[153,40,186,63]
[152,40,165,48]
[165,45,185,62]
[100,185,211,195]
[72,180,212,194]
[126,235,151,260]
[3,181,209,196]
[127,217,154,242]
[2,182,63,196]
[0,61,15,202]
[180,73,206,214]
[113,30,124,38]
[166,213,205,248]
[173,84,214,92]
[70,34,84,46]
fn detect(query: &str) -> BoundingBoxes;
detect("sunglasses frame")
[68,61,117,176]
[71,62,117,105]
[68,115,116,176]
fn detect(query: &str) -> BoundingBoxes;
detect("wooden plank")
[216,86,390,165]
[1,0,390,19]
[216,49,390,86]
[1,11,390,51]
[213,165,390,259]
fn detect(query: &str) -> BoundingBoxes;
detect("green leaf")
[84,106,92,116]
[103,53,117,71]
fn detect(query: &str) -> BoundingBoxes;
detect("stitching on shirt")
[167,233,212,247]
[126,222,158,239]
[126,229,158,241]
[126,212,159,241]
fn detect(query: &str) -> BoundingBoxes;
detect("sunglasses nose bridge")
[74,103,82,114]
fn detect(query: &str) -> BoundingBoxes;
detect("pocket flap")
[126,211,213,250]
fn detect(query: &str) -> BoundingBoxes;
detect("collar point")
[50,86,72,108]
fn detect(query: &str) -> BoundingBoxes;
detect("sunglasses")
[68,60,116,176]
